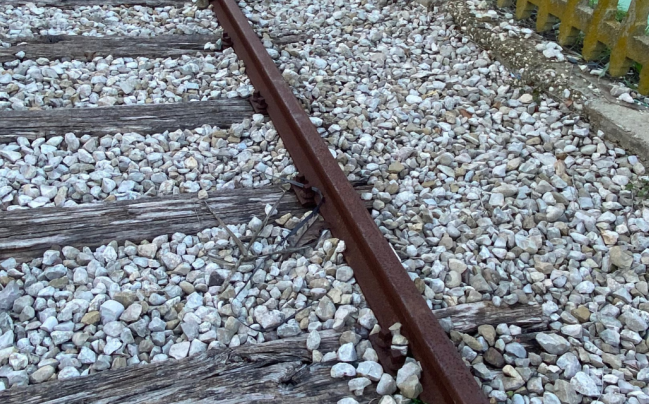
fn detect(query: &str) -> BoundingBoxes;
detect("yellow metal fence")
[496,0,649,94]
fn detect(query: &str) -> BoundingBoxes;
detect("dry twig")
[202,175,328,335]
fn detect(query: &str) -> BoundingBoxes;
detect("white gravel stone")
[103,321,124,338]
[100,300,125,324]
[169,342,190,360]
[378,397,396,404]
[337,343,358,362]
[120,303,143,323]
[29,365,55,384]
[0,118,294,211]
[78,346,97,364]
[337,398,359,404]
[0,4,219,40]
[348,377,371,396]
[396,362,421,387]
[0,330,14,349]
[40,316,58,333]
[9,353,28,370]
[356,361,383,381]
[0,50,251,112]
[3,0,649,401]
[253,306,285,330]
[306,330,321,351]
[331,362,357,378]
[376,373,397,395]
[570,372,600,397]
[0,212,376,388]
[536,333,570,355]
[58,367,80,380]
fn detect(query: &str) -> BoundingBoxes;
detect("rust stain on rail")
[208,0,488,403]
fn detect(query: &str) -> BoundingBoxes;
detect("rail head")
[207,0,489,403]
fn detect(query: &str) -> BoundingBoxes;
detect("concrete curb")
[445,1,649,163]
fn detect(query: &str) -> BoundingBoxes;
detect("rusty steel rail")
[208,0,489,403]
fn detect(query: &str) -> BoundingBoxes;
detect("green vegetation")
[633,61,643,73]
[507,0,647,89]
[626,179,649,200]
[587,0,649,34]
[623,62,643,89]
[598,61,610,78]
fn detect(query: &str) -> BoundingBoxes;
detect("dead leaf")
[459,109,472,118]
[554,160,566,177]
[422,90,438,99]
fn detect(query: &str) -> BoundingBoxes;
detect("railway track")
[0,0,492,402]
[0,1,489,402]
[208,1,488,402]
[2,0,645,403]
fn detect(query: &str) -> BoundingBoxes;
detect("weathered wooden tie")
[433,301,547,334]
[0,99,253,143]
[0,306,548,402]
[0,184,372,262]
[0,330,380,404]
[0,0,188,8]
[0,33,304,64]
[0,35,221,63]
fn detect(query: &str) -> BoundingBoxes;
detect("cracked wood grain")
[0,33,309,64]
[0,184,372,262]
[0,330,380,404]
[0,35,221,63]
[0,99,253,143]
[434,301,547,333]
[0,0,188,8]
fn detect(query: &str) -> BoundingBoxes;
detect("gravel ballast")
[3,0,649,402]
[235,0,649,402]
